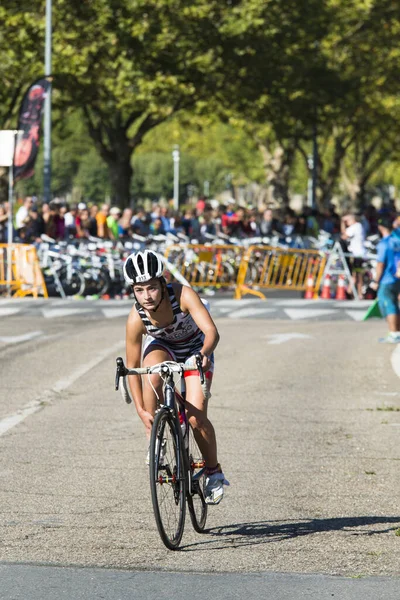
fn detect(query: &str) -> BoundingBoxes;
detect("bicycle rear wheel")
[149,409,186,550]
[58,267,85,297]
[187,424,207,533]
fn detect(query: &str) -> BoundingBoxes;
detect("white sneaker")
[379,333,400,344]
[204,471,230,505]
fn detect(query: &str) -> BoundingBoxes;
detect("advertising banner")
[13,77,51,181]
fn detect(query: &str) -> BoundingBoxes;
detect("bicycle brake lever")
[115,356,126,391]
[195,354,205,385]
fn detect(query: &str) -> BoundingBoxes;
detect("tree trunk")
[342,135,390,211]
[107,156,133,208]
[0,170,8,204]
[258,141,296,208]
[82,108,168,209]
[298,129,353,211]
[340,165,360,205]
[354,179,368,211]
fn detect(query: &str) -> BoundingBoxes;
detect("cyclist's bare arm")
[180,285,220,369]
[126,307,148,417]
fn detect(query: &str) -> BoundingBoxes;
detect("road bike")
[115,355,208,550]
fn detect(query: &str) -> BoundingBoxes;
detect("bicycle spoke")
[187,424,207,533]
[150,410,186,549]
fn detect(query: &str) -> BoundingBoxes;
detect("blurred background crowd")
[1,196,395,247]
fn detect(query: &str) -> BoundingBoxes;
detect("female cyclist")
[124,249,229,505]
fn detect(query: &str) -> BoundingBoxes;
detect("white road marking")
[228,307,277,319]
[212,307,234,314]
[102,308,131,319]
[0,331,43,344]
[212,299,261,307]
[0,298,43,304]
[273,299,327,306]
[46,300,85,307]
[0,307,22,317]
[284,308,336,320]
[265,333,312,345]
[333,300,373,309]
[42,308,95,318]
[345,310,366,321]
[0,339,124,437]
[390,346,400,380]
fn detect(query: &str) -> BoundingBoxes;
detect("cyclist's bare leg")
[185,375,218,468]
[142,347,170,439]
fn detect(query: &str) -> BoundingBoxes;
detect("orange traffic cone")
[320,273,332,299]
[304,275,315,299]
[335,274,347,300]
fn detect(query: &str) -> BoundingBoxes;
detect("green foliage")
[129,114,267,201]
[74,149,111,203]
[4,0,400,207]
[0,3,44,127]
[137,116,265,191]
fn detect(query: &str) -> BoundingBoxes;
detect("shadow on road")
[181,515,400,551]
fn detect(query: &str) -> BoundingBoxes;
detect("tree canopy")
[2,0,400,209]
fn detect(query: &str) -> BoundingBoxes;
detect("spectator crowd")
[0,196,396,247]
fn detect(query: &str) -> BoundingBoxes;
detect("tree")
[0,3,44,201]
[134,114,264,201]
[311,0,400,208]
[0,3,44,128]
[210,0,348,208]
[51,0,231,207]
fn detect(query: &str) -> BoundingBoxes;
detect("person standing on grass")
[370,215,400,343]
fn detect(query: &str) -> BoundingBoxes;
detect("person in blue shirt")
[371,215,400,343]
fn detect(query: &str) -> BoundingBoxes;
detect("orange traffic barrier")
[304,275,315,299]
[320,274,332,299]
[0,244,48,298]
[234,245,326,300]
[335,274,347,300]
[164,244,243,289]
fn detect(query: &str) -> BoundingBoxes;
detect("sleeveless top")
[135,284,205,360]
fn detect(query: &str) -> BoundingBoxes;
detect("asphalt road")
[0,311,400,598]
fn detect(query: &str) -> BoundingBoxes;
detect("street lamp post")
[43,0,52,203]
[306,124,318,209]
[311,122,318,209]
[0,130,19,295]
[172,145,180,211]
[307,154,314,208]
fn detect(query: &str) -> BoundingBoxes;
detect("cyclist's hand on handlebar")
[186,354,210,373]
[139,409,154,433]
[201,354,211,372]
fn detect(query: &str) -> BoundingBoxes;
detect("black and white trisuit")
[137,283,214,372]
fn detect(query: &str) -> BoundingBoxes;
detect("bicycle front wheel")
[187,424,207,533]
[149,409,186,550]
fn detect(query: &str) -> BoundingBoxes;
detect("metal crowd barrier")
[234,245,326,300]
[0,244,48,298]
[164,243,243,289]
[0,241,327,301]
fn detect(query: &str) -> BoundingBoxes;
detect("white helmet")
[123,250,164,285]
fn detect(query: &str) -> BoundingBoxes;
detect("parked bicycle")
[115,354,208,550]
